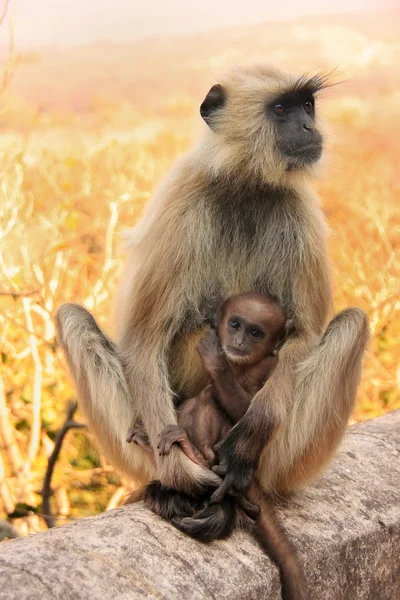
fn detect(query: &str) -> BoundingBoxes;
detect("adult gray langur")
[56,63,369,544]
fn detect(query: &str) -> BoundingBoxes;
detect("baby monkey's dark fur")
[128,293,308,600]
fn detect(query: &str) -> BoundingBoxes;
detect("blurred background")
[0,0,399,537]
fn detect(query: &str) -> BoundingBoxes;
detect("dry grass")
[0,14,399,534]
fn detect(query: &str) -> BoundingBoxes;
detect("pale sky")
[8,0,389,49]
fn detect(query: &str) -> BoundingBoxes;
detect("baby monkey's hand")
[197,329,226,375]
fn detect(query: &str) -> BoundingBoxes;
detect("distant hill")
[6,9,400,111]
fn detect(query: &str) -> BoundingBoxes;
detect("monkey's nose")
[303,124,313,131]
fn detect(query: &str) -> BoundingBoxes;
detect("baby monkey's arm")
[197,330,251,423]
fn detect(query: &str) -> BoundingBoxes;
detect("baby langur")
[159,292,289,470]
[128,293,308,600]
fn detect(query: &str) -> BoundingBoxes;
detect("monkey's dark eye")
[251,329,262,338]
[273,104,286,115]
[304,101,314,113]
[230,320,240,329]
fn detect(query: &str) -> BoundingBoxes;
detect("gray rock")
[1,411,399,599]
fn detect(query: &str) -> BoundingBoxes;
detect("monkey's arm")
[211,335,310,500]
[115,197,221,492]
[211,354,281,421]
[120,282,219,491]
[197,329,251,422]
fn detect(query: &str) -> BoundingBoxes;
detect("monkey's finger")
[236,495,259,519]
[210,476,233,504]
[126,428,137,443]
[157,425,177,442]
[158,437,173,456]
[213,441,223,457]
[212,464,227,477]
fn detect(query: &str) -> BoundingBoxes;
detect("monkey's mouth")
[227,346,246,355]
[225,347,251,363]
[285,143,322,170]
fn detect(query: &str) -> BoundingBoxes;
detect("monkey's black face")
[268,91,323,170]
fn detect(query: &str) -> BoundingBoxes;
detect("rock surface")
[1,411,399,599]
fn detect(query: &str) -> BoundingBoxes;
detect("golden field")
[0,10,399,535]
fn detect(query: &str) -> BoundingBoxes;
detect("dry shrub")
[0,18,399,531]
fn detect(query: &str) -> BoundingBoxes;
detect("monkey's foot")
[157,425,204,466]
[126,427,150,448]
[144,480,197,521]
[127,428,155,465]
[235,494,260,519]
[171,496,237,542]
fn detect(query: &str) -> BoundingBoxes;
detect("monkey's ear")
[200,84,226,130]
[285,319,295,338]
[274,319,296,353]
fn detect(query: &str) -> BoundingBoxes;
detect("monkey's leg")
[56,304,155,481]
[271,306,370,492]
[213,308,370,497]
[56,304,219,494]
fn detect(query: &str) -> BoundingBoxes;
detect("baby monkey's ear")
[209,302,225,331]
[204,310,218,330]
[206,317,216,330]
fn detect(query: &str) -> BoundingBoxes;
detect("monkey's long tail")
[248,482,310,600]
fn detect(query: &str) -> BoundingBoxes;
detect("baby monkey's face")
[217,295,287,365]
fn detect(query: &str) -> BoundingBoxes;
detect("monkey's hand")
[210,421,258,502]
[197,329,226,376]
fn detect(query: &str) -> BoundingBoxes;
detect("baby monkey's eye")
[251,329,262,338]
[229,320,240,329]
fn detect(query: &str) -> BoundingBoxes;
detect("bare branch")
[0,308,49,341]
[42,401,86,528]
[0,290,39,299]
